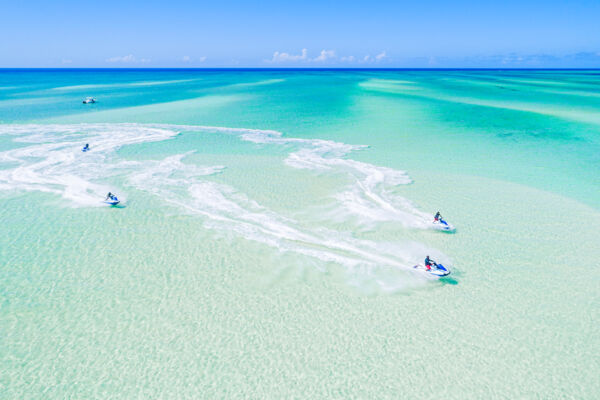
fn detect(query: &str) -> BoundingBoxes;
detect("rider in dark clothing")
[106,192,114,201]
[424,255,437,270]
[434,211,442,222]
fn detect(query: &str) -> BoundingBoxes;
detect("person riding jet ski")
[434,211,442,222]
[105,192,117,201]
[82,143,90,152]
[424,255,437,271]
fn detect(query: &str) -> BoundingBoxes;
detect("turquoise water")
[1,69,599,398]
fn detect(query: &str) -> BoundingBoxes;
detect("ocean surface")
[0,69,598,398]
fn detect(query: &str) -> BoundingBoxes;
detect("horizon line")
[1,67,599,71]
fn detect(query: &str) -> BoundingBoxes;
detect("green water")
[1,70,598,398]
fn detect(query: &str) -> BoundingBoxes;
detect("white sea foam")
[0,123,440,226]
[127,153,444,290]
[203,125,439,230]
[0,123,451,289]
[0,124,180,206]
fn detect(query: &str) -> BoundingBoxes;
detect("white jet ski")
[83,97,96,104]
[432,218,455,232]
[103,195,120,206]
[413,263,451,277]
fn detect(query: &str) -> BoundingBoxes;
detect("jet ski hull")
[413,263,451,277]
[432,219,455,232]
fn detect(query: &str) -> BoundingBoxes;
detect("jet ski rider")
[424,255,437,271]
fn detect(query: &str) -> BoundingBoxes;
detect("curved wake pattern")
[0,124,180,206]
[128,155,440,291]
[235,128,436,229]
[0,123,450,291]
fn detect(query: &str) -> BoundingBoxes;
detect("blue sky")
[1,0,599,67]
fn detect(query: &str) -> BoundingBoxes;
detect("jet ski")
[413,263,450,277]
[432,218,455,232]
[82,144,90,152]
[83,97,96,104]
[103,195,120,206]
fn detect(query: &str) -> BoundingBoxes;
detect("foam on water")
[228,126,440,230]
[0,123,450,290]
[0,124,179,206]
[128,156,442,291]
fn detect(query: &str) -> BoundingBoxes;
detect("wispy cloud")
[388,51,600,68]
[456,52,600,67]
[182,56,207,63]
[313,49,336,62]
[61,59,72,64]
[105,54,150,64]
[268,48,338,63]
[266,49,391,65]
[359,52,388,63]
[269,48,308,63]
[106,54,135,63]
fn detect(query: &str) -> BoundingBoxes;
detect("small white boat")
[83,97,96,104]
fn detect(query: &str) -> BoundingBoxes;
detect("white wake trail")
[0,123,451,290]
[0,124,179,206]
[128,154,442,290]
[218,126,439,230]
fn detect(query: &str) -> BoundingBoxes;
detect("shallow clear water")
[0,69,599,398]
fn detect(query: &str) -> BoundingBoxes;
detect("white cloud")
[267,49,381,64]
[106,54,137,63]
[105,55,150,63]
[270,48,308,63]
[313,49,336,62]
[375,51,387,61]
[501,54,524,64]
[182,56,207,63]
[61,59,72,64]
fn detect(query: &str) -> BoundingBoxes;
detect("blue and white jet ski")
[413,263,451,277]
[432,218,455,232]
[82,145,90,152]
[103,196,120,206]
